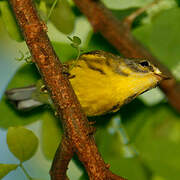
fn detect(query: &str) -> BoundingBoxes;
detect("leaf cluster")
[1,127,39,180]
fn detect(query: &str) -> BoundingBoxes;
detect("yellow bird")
[6,50,165,116]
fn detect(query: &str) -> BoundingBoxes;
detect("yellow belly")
[69,60,127,116]
[68,58,159,116]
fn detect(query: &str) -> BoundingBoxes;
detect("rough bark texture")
[73,0,180,112]
[50,136,73,180]
[9,0,125,179]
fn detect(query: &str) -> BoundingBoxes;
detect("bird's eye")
[139,61,149,67]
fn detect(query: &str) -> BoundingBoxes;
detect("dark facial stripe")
[130,64,148,73]
[85,61,106,75]
[124,59,148,73]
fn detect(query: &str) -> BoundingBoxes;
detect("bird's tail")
[5,85,45,110]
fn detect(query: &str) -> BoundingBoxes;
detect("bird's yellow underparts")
[6,50,166,116]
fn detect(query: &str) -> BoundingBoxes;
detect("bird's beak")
[153,65,171,81]
[154,73,171,81]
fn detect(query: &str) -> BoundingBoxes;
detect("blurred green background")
[0,0,180,180]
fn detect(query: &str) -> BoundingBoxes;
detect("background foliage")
[0,0,180,179]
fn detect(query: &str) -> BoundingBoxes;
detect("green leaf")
[124,103,180,180]
[52,42,77,62]
[73,36,81,45]
[70,43,78,49]
[138,88,165,106]
[142,0,177,24]
[0,64,42,129]
[7,64,40,89]
[49,0,75,34]
[44,0,55,6]
[152,175,166,180]
[67,36,82,51]
[0,1,23,42]
[0,164,18,179]
[101,0,153,10]
[67,36,73,41]
[7,126,39,162]
[95,114,149,180]
[85,34,118,54]
[78,173,89,180]
[48,17,92,48]
[176,0,180,6]
[133,8,180,69]
[41,110,62,160]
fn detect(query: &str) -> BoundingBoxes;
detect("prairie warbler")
[6,50,166,116]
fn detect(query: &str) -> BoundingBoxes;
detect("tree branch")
[73,0,180,112]
[123,0,159,30]
[9,0,125,179]
[50,136,73,180]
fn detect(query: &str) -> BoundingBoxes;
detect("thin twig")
[45,0,58,22]
[19,163,33,180]
[73,0,180,112]
[123,0,160,30]
[8,0,125,179]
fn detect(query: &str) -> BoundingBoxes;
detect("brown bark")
[73,0,180,112]
[8,0,125,179]
[50,136,73,180]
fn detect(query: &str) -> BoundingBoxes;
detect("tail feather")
[5,85,36,101]
[5,85,44,111]
[16,99,43,110]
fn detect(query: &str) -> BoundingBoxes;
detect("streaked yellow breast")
[69,55,160,116]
